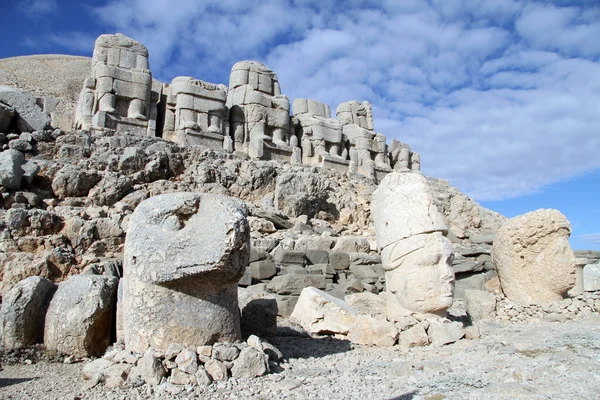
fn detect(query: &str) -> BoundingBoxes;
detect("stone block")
[250,259,277,280]
[267,274,326,295]
[583,263,600,292]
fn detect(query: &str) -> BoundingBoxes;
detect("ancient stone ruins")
[0,33,598,394]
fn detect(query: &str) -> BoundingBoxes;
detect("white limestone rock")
[583,263,600,292]
[290,287,357,335]
[348,315,398,347]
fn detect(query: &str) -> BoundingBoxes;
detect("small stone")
[82,359,114,380]
[204,359,228,381]
[195,366,213,386]
[175,348,198,374]
[230,347,269,379]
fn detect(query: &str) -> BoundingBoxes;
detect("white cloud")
[22,32,97,54]
[48,0,600,201]
[19,0,57,16]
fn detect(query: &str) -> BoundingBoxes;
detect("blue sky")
[1,0,598,250]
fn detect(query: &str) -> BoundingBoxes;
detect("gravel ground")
[0,54,91,113]
[1,316,599,400]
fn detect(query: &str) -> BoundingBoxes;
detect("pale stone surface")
[175,348,198,375]
[583,263,600,292]
[427,320,464,347]
[397,323,430,348]
[464,289,497,321]
[372,172,455,319]
[345,292,387,317]
[134,349,166,385]
[0,149,25,190]
[82,359,114,380]
[163,77,228,148]
[492,209,576,305]
[122,192,249,353]
[44,275,118,357]
[227,61,292,160]
[230,347,268,379]
[373,172,447,245]
[75,33,156,136]
[290,287,357,335]
[348,315,398,347]
[0,86,51,132]
[267,274,326,295]
[1,276,57,349]
[204,359,228,381]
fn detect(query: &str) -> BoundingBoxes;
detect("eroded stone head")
[125,193,249,284]
[493,209,576,305]
[373,172,455,318]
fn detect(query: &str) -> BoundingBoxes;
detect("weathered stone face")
[373,172,455,318]
[493,209,576,305]
[122,192,250,353]
[384,232,455,317]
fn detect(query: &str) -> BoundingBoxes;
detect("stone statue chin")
[383,231,455,319]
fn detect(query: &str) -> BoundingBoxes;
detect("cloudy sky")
[1,0,599,250]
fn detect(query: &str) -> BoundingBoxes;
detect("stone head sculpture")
[493,209,576,305]
[372,172,455,319]
[122,193,250,353]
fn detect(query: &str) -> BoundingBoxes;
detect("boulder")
[122,193,249,352]
[0,149,25,190]
[493,209,576,305]
[44,275,118,357]
[290,287,357,335]
[0,86,51,132]
[1,276,57,349]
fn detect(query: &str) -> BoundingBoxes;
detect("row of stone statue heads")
[75,34,420,181]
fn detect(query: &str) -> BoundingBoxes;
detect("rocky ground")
[1,316,599,400]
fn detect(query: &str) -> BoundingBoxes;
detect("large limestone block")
[372,172,448,248]
[290,287,357,335]
[583,263,600,292]
[492,209,576,305]
[0,86,51,132]
[1,276,57,349]
[123,193,250,353]
[0,149,25,190]
[44,275,118,357]
[267,274,326,295]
